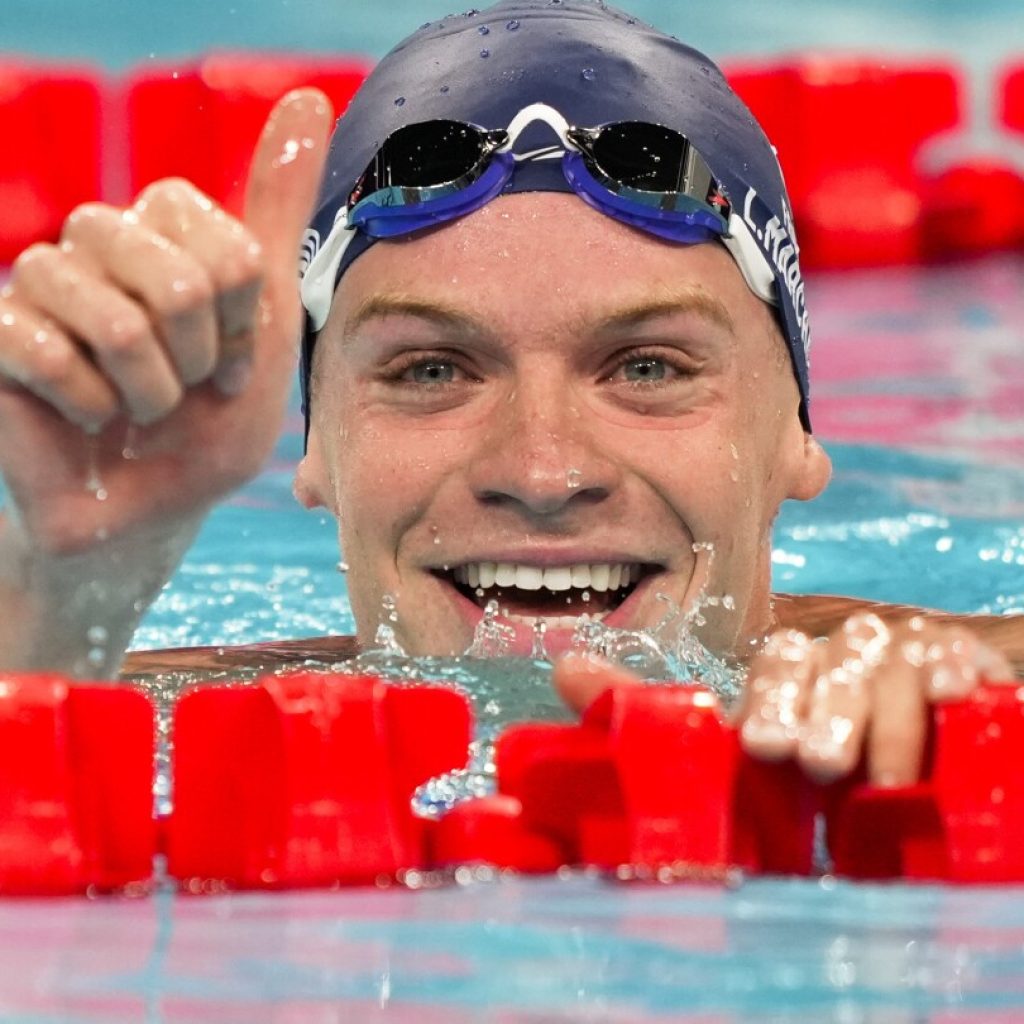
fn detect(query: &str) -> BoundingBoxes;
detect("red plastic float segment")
[724,56,963,268]
[0,674,154,894]
[167,673,471,889]
[0,62,104,262]
[427,794,565,874]
[829,682,1024,883]
[999,61,1024,135]
[485,685,817,875]
[921,160,1024,257]
[124,53,372,213]
[497,720,628,866]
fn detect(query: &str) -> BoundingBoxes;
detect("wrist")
[0,511,205,677]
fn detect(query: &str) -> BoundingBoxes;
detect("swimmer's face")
[296,192,831,658]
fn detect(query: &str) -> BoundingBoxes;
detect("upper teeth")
[453,563,637,593]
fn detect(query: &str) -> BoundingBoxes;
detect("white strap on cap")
[300,209,357,333]
[722,213,777,307]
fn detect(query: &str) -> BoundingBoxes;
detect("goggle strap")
[723,213,777,306]
[301,210,357,332]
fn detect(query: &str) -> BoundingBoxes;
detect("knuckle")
[29,338,76,388]
[136,177,215,217]
[159,270,216,319]
[218,238,265,293]
[61,202,117,241]
[103,309,154,357]
[11,242,61,281]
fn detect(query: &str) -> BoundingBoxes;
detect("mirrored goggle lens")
[348,120,494,206]
[570,122,729,215]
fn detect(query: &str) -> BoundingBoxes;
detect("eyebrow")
[342,295,494,340]
[588,291,735,337]
[342,288,735,340]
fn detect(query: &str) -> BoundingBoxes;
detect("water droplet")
[87,648,105,668]
[87,625,108,646]
[336,561,349,573]
[531,619,550,662]
[480,48,491,58]
[581,67,596,82]
[478,24,490,34]
[506,18,520,30]
[394,96,406,107]
[566,468,583,490]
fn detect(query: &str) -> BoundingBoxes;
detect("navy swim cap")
[300,0,811,430]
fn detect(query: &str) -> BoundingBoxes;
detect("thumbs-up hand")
[0,90,333,674]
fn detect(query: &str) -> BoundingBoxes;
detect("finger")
[552,653,640,716]
[738,629,817,761]
[132,179,263,394]
[865,654,927,787]
[243,88,333,316]
[62,204,218,386]
[0,296,119,429]
[796,614,887,783]
[8,245,182,424]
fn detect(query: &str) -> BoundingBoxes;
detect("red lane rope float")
[723,55,965,268]
[0,675,153,895]
[168,673,471,889]
[0,670,1021,895]
[0,60,104,263]
[124,53,373,215]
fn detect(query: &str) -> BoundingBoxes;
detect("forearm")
[0,511,205,678]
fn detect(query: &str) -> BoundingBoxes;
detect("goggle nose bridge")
[499,103,575,160]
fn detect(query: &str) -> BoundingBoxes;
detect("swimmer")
[0,0,1020,789]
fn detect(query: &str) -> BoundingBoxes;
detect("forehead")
[331,192,770,340]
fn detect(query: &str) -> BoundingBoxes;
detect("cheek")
[330,415,470,538]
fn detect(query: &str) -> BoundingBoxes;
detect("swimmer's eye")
[622,357,668,383]
[604,349,697,386]
[406,359,457,384]
[382,352,475,387]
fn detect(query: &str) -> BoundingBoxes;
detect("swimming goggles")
[301,103,777,331]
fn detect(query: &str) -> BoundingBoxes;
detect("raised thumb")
[243,88,333,301]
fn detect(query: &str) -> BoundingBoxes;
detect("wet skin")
[295,192,832,659]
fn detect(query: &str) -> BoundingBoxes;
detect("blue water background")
[4,0,1023,67]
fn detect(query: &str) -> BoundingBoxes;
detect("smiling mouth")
[437,561,660,625]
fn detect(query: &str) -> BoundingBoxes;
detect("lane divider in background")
[3,53,1024,268]
[0,670,1021,895]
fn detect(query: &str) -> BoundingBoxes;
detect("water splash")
[465,599,514,657]
[530,618,549,662]
[373,593,405,655]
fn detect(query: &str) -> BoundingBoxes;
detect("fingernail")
[214,357,252,396]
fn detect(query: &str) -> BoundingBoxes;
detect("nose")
[467,375,621,519]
